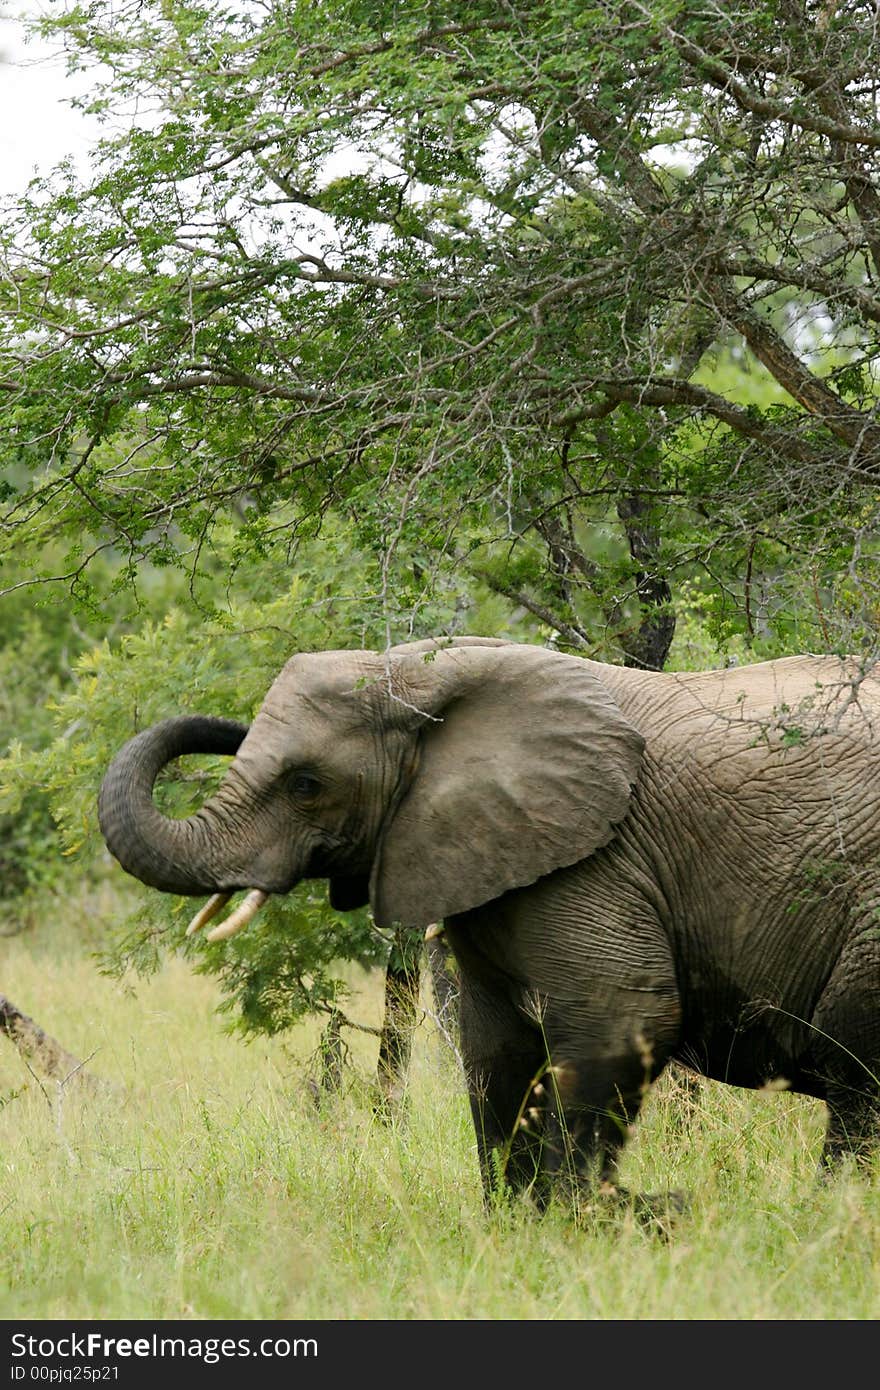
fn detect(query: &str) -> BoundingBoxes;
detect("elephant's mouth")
[186,889,269,942]
[186,842,352,943]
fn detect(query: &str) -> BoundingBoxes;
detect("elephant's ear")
[370,643,644,929]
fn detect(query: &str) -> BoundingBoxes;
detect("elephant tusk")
[205,889,269,943]
[424,922,445,941]
[185,893,232,937]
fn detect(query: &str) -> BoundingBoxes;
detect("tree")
[3,0,880,1067]
[3,0,878,659]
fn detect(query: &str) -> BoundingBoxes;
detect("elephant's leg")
[823,1086,880,1169]
[537,1044,687,1232]
[809,936,880,1170]
[449,894,682,1219]
[537,1042,657,1195]
[456,969,548,1205]
[535,970,683,1222]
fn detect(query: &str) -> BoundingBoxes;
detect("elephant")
[98,636,880,1210]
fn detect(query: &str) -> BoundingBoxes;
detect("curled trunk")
[97,716,247,896]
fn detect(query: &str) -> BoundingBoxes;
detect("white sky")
[0,5,100,195]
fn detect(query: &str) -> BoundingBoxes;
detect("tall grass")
[1,901,878,1320]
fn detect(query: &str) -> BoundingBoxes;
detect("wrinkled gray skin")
[99,637,880,1207]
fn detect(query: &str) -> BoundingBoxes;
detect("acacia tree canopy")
[2,0,879,655]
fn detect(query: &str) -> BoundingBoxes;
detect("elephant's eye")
[290,771,321,799]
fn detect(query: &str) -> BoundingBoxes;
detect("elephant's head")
[98,638,645,939]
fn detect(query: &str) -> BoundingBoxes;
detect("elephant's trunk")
[97,716,248,895]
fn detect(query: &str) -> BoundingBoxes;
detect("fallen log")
[0,993,107,1094]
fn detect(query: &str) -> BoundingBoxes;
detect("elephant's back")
[604,654,880,753]
[674,654,879,721]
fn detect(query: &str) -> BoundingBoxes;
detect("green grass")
[2,905,879,1320]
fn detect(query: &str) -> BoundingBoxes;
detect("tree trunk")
[317,1007,346,1093]
[617,491,676,672]
[425,932,459,1044]
[375,926,423,1112]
